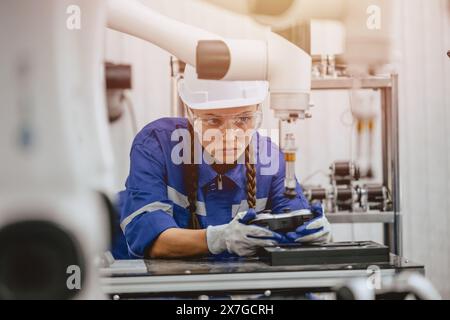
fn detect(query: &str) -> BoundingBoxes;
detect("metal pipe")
[391,74,402,256]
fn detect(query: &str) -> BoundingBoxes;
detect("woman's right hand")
[206,209,282,257]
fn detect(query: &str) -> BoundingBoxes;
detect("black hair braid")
[187,124,201,230]
[245,144,257,210]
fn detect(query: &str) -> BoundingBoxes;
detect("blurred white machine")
[336,273,442,300]
[0,0,113,299]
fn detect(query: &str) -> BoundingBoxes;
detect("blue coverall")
[112,118,309,259]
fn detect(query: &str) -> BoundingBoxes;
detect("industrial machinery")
[303,161,391,213]
[105,63,133,125]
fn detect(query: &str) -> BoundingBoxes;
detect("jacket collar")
[198,159,247,190]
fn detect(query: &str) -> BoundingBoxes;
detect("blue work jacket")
[112,118,309,259]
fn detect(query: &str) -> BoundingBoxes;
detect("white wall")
[105,0,450,298]
[395,0,450,299]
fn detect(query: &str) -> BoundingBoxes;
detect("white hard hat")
[178,64,269,110]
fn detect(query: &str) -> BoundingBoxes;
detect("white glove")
[206,209,280,257]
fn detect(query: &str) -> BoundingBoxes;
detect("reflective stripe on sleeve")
[120,202,173,232]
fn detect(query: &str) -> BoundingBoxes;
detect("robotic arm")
[106,0,311,111]
[107,0,265,81]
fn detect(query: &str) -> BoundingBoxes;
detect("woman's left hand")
[284,204,332,244]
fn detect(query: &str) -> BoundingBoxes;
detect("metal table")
[100,255,424,298]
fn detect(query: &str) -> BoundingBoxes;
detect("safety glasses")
[187,107,263,131]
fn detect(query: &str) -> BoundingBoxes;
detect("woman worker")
[112,65,331,259]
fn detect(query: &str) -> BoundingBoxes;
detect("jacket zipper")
[218,175,223,191]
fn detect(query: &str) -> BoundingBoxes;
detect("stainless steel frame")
[311,75,401,255]
[102,269,397,295]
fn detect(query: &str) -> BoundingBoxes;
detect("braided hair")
[187,123,201,230]
[186,124,257,229]
[245,143,257,210]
